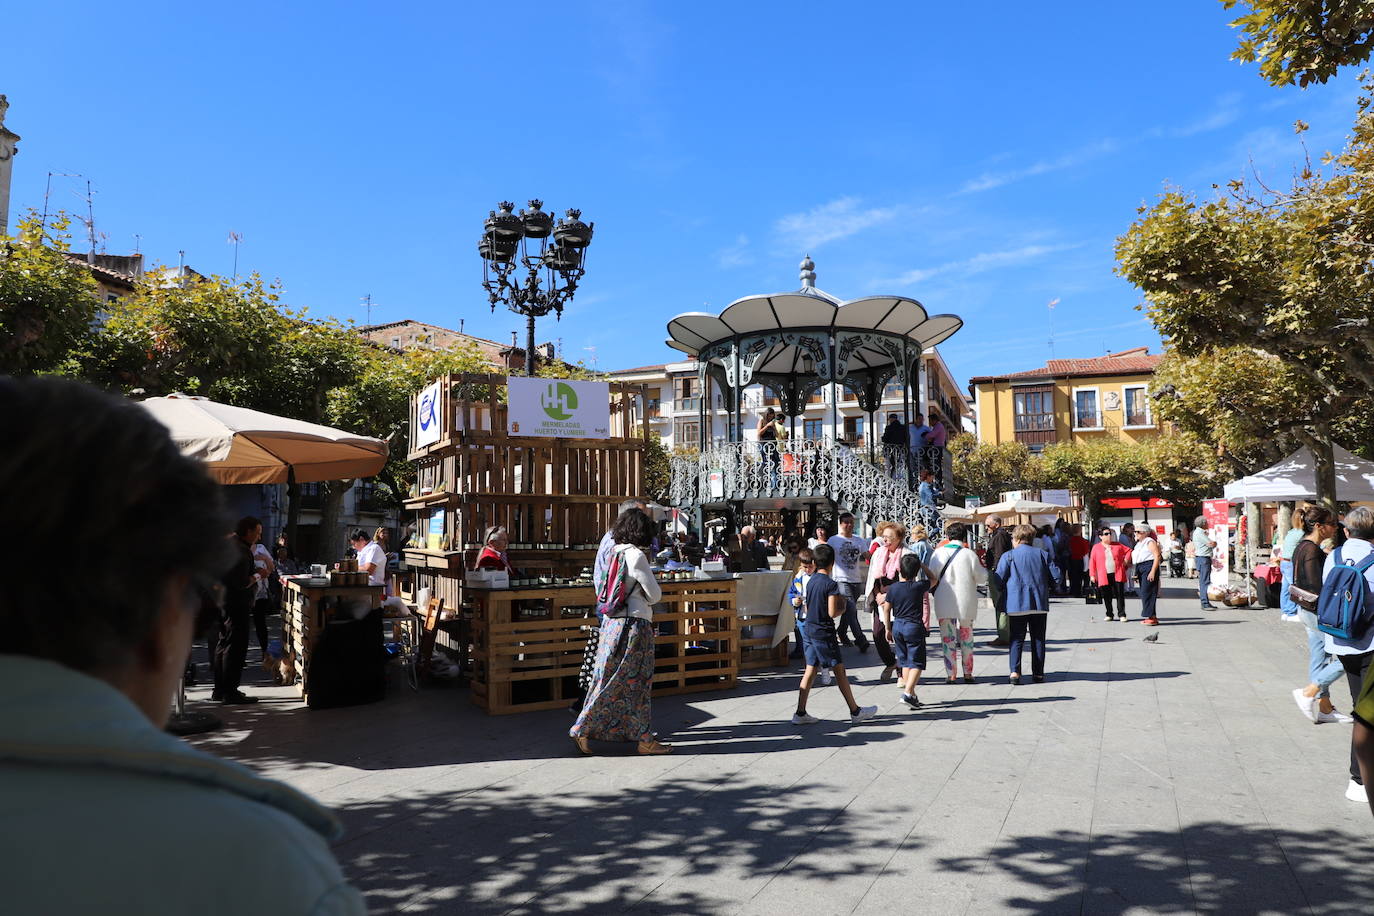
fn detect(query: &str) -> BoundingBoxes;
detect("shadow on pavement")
[938,821,1374,914]
[334,777,899,914]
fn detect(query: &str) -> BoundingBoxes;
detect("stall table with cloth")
[281,578,386,707]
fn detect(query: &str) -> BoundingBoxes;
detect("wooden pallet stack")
[468,578,740,715]
[402,373,648,579]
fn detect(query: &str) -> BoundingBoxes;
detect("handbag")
[1288,584,1319,613]
[1289,541,1321,613]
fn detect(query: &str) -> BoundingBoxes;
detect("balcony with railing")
[1014,411,1056,447]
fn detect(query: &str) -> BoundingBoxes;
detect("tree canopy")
[1116,84,1374,504]
[0,215,97,375]
[1225,0,1374,87]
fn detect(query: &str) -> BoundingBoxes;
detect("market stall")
[280,573,385,707]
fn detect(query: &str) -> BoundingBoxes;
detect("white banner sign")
[507,377,611,439]
[414,379,443,448]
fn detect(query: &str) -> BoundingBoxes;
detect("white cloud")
[715,233,752,268]
[882,242,1085,287]
[774,197,900,250]
[958,140,1118,194]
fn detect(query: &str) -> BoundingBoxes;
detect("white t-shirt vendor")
[350,529,389,589]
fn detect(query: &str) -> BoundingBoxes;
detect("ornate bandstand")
[665,258,964,535]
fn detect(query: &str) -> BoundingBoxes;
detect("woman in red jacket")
[1089,527,1133,622]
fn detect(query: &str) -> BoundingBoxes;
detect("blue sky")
[4,2,1364,385]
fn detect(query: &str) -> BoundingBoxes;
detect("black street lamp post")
[478,199,593,376]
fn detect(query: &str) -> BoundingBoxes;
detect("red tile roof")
[968,347,1161,385]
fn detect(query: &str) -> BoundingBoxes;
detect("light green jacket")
[0,655,366,915]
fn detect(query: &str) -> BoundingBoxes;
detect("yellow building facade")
[969,347,1163,452]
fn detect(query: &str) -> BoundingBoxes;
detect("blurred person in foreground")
[0,377,365,915]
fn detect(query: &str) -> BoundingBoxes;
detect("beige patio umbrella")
[140,394,388,484]
[940,503,975,520]
[971,498,1072,520]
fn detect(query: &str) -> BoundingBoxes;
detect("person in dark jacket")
[213,516,262,704]
[984,515,1014,647]
[881,414,907,477]
[995,524,1052,684]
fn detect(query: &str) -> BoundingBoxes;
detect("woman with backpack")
[928,522,986,684]
[1290,506,1349,724]
[570,508,671,756]
[1318,507,1374,803]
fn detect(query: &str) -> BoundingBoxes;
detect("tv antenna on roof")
[584,345,597,369]
[227,231,243,278]
[362,293,372,326]
[1047,297,1060,357]
[40,171,81,234]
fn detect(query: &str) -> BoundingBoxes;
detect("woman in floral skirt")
[570,508,671,755]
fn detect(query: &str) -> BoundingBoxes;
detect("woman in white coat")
[928,522,987,684]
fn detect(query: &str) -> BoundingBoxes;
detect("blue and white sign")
[508,376,611,439]
[415,379,443,448]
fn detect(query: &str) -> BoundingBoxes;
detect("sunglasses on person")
[1099,531,1112,537]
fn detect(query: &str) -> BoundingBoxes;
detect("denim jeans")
[1307,625,1345,698]
[1196,557,1213,606]
[1279,560,1298,618]
[835,581,867,648]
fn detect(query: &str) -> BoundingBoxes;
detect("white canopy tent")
[1223,445,1374,504]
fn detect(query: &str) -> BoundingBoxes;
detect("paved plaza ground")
[190,580,1374,915]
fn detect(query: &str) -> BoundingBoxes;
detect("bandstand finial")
[799,254,816,288]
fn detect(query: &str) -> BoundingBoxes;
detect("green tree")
[948,433,1042,503]
[0,213,98,375]
[1039,439,1147,535]
[640,430,671,502]
[81,269,287,398]
[1117,92,1374,505]
[1225,0,1374,87]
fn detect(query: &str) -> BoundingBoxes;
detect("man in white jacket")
[928,522,988,684]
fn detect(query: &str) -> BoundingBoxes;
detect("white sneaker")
[791,712,820,725]
[1292,687,1319,723]
[820,670,835,686]
[1346,779,1368,802]
[1281,614,1303,624]
[1317,708,1355,724]
[850,705,878,724]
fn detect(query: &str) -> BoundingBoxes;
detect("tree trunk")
[1276,502,1293,559]
[1245,501,1261,569]
[1080,489,1098,539]
[285,472,301,559]
[318,479,356,565]
[1310,430,1337,512]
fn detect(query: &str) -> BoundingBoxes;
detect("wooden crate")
[469,578,740,715]
[280,580,385,701]
[738,610,791,670]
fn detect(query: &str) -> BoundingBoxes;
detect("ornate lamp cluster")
[478,199,594,375]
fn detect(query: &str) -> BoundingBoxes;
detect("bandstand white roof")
[666,287,962,376]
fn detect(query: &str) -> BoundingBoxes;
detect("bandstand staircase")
[668,440,946,534]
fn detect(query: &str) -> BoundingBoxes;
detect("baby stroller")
[1168,547,1186,578]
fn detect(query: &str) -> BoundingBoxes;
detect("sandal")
[571,736,592,756]
[637,739,673,755]
[945,677,956,685]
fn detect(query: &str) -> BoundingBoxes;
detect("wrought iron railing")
[669,438,945,536]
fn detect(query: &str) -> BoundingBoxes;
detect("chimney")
[0,95,18,238]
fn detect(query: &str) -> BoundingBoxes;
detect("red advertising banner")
[1203,498,1230,586]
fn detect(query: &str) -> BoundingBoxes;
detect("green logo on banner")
[541,382,578,420]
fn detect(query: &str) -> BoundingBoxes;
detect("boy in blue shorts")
[792,543,879,726]
[879,554,930,710]
[787,548,833,685]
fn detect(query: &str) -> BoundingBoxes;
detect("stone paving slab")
[189,581,1374,914]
